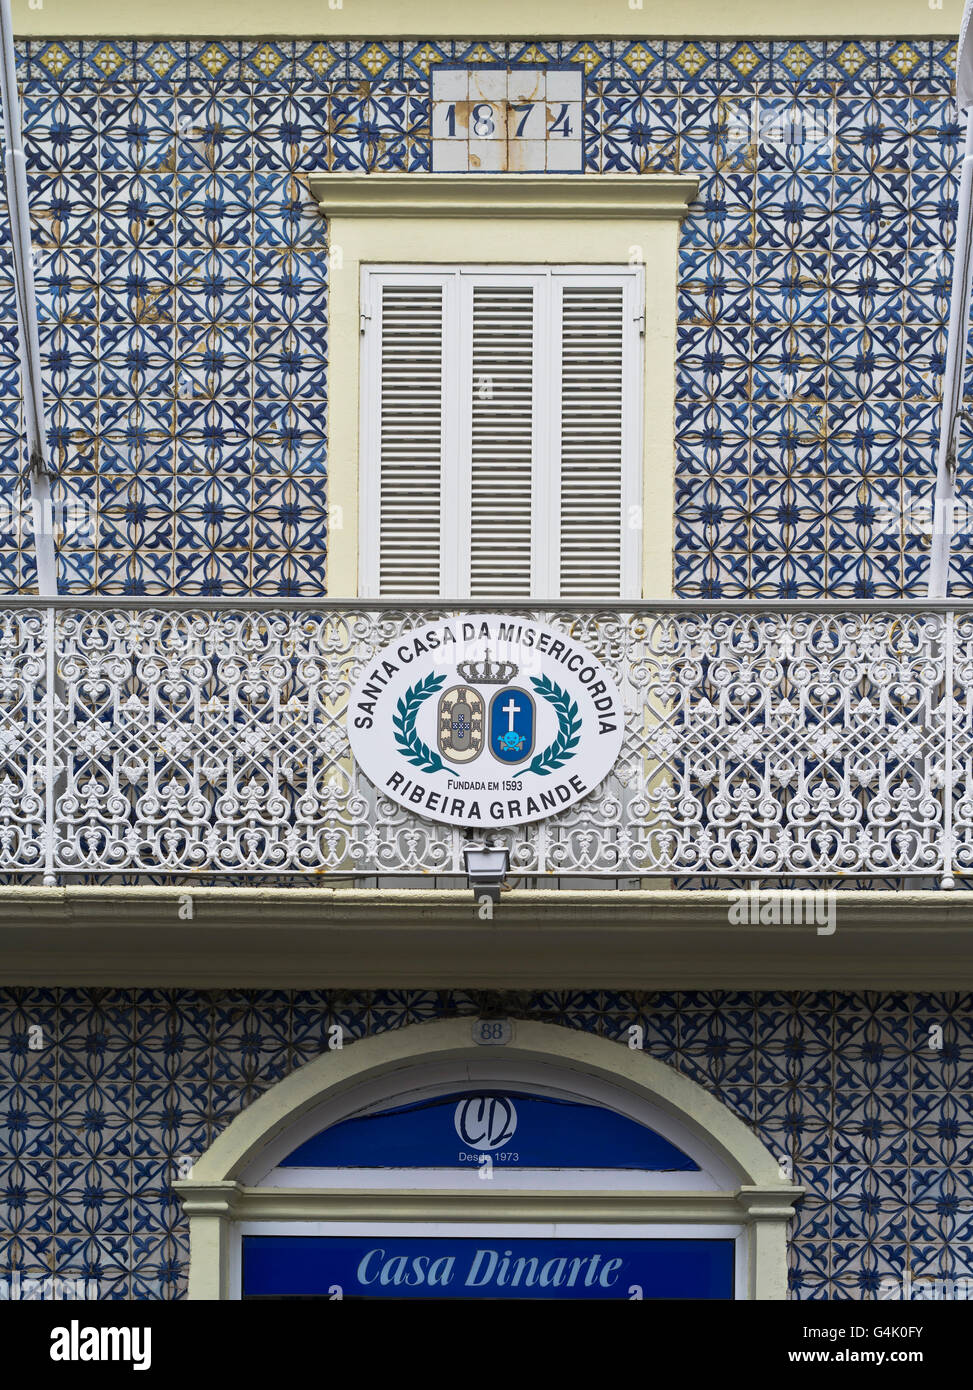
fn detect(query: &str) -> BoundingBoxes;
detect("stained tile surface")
[0,37,962,594]
[2,988,971,1299]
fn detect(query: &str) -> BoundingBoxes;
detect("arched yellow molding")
[191,1017,777,1183]
[175,1018,802,1300]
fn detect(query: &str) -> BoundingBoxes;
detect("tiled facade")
[1,34,969,1302]
[0,36,964,594]
[2,987,971,1300]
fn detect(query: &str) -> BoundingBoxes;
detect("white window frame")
[359,263,644,600]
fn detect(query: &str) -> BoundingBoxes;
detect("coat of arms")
[436,660,535,766]
[437,685,484,762]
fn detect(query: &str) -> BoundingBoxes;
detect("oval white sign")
[347,614,625,829]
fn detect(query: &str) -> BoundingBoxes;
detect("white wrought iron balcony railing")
[0,598,966,888]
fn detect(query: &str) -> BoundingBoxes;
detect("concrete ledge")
[310,173,700,221]
[0,887,970,986]
[181,1184,796,1225]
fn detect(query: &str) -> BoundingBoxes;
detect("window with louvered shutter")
[556,280,629,600]
[468,279,538,599]
[360,266,642,599]
[363,276,450,596]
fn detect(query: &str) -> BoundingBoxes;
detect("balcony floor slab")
[0,887,968,988]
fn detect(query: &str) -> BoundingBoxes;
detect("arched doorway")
[175,1019,802,1300]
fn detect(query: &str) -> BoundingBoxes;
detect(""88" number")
[472,1019,512,1045]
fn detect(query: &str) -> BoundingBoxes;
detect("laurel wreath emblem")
[527,675,581,776]
[393,672,447,773]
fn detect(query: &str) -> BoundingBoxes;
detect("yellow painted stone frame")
[308,172,698,598]
[174,1018,803,1300]
[13,0,963,38]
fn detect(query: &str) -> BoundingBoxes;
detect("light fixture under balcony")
[463,846,510,905]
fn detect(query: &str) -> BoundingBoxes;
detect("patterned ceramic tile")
[1,989,970,1298]
[0,36,964,594]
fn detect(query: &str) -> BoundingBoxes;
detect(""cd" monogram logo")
[454,1096,518,1151]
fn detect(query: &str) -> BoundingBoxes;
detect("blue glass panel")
[242,1235,734,1300]
[279,1091,699,1170]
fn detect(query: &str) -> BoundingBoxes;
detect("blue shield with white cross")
[488,687,535,765]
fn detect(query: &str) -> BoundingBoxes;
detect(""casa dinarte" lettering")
[356,1246,624,1292]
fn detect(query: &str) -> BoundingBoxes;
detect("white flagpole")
[928,108,973,597]
[0,0,57,595]
[928,0,973,600]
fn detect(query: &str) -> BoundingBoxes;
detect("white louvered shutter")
[361,266,641,600]
[468,281,537,598]
[373,279,447,596]
[555,280,628,600]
